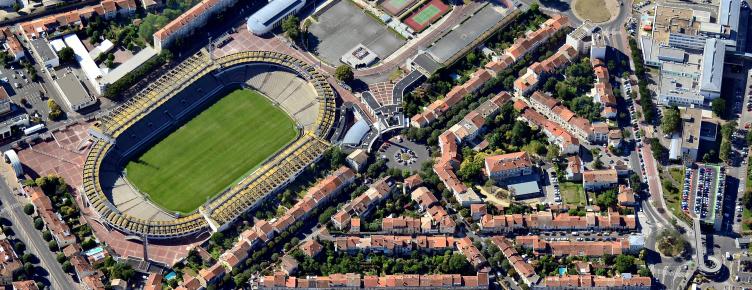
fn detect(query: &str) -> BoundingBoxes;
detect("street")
[0,176,77,290]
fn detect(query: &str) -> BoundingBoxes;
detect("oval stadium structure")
[83,50,337,239]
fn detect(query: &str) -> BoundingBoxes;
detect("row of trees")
[627,37,656,122]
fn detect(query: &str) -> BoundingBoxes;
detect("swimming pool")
[83,246,103,256]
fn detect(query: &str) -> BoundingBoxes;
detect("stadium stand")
[84,50,337,238]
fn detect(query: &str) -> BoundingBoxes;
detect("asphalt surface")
[0,178,77,290]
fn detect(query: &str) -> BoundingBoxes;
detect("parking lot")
[377,135,430,171]
[0,64,50,119]
[308,0,406,66]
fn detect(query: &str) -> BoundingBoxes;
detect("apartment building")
[29,187,76,248]
[527,92,608,144]
[331,177,392,230]
[258,272,490,289]
[515,236,632,256]
[490,237,539,286]
[478,210,636,233]
[537,274,652,289]
[514,100,580,154]
[483,151,534,181]
[153,0,239,52]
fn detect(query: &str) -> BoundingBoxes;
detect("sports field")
[380,0,417,16]
[125,89,298,214]
[405,0,450,32]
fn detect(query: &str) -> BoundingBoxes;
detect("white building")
[247,0,306,35]
[153,0,239,52]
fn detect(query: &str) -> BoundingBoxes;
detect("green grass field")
[413,5,440,25]
[560,182,586,206]
[125,89,298,214]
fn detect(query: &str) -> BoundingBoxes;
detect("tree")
[48,240,57,251]
[335,65,354,83]
[56,252,66,263]
[546,144,560,161]
[23,204,34,215]
[281,16,301,40]
[47,99,64,121]
[711,98,726,118]
[110,262,135,280]
[614,255,635,273]
[33,217,44,230]
[660,106,680,134]
[57,47,75,63]
[596,189,617,208]
[62,261,72,272]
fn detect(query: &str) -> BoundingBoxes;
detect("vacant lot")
[572,0,614,23]
[126,89,298,213]
[560,182,586,206]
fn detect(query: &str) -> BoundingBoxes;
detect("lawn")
[573,0,612,23]
[661,169,691,224]
[125,89,298,214]
[559,182,586,206]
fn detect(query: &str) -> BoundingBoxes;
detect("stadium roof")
[342,119,370,146]
[247,0,305,35]
[700,38,725,94]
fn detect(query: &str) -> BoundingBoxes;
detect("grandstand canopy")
[342,119,370,146]
[3,150,22,177]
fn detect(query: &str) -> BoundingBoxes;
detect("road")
[0,178,77,290]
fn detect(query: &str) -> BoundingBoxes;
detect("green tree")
[57,47,75,63]
[335,65,354,83]
[33,217,44,230]
[48,240,57,251]
[660,106,680,134]
[23,204,34,215]
[281,16,301,40]
[596,189,617,208]
[711,98,726,118]
[62,261,72,272]
[615,255,635,273]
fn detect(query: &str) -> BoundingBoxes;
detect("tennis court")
[380,0,418,16]
[405,0,450,32]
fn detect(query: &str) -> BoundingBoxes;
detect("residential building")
[479,210,636,233]
[299,240,323,258]
[490,237,539,286]
[153,0,239,52]
[143,273,162,290]
[0,239,21,285]
[484,151,534,181]
[582,169,618,191]
[537,274,652,289]
[258,272,490,289]
[0,29,24,62]
[347,149,369,172]
[515,236,631,256]
[566,156,583,181]
[331,177,392,230]
[29,187,76,247]
[12,280,39,290]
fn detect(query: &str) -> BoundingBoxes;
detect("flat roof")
[719,0,741,31]
[681,108,702,150]
[55,73,94,108]
[653,5,698,44]
[507,180,540,197]
[427,3,509,63]
[30,38,57,62]
[700,38,725,94]
[658,46,686,61]
[100,46,158,85]
[412,52,442,75]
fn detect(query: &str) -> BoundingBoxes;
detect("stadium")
[83,49,337,239]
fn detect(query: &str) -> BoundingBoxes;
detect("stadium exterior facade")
[247,0,306,35]
[83,49,337,239]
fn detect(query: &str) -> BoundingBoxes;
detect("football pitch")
[125,89,298,214]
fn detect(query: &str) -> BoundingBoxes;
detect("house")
[566,156,583,181]
[403,174,423,191]
[539,275,652,289]
[582,169,618,191]
[12,280,38,290]
[490,237,539,286]
[617,185,637,207]
[199,263,225,287]
[299,240,323,258]
[280,255,299,275]
[143,273,162,290]
[470,204,487,221]
[346,149,368,172]
[0,239,21,285]
[0,29,24,62]
[484,151,534,181]
[29,187,76,247]
[456,237,487,270]
[110,279,127,290]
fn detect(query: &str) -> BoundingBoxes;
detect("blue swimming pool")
[165,272,177,280]
[83,246,103,256]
